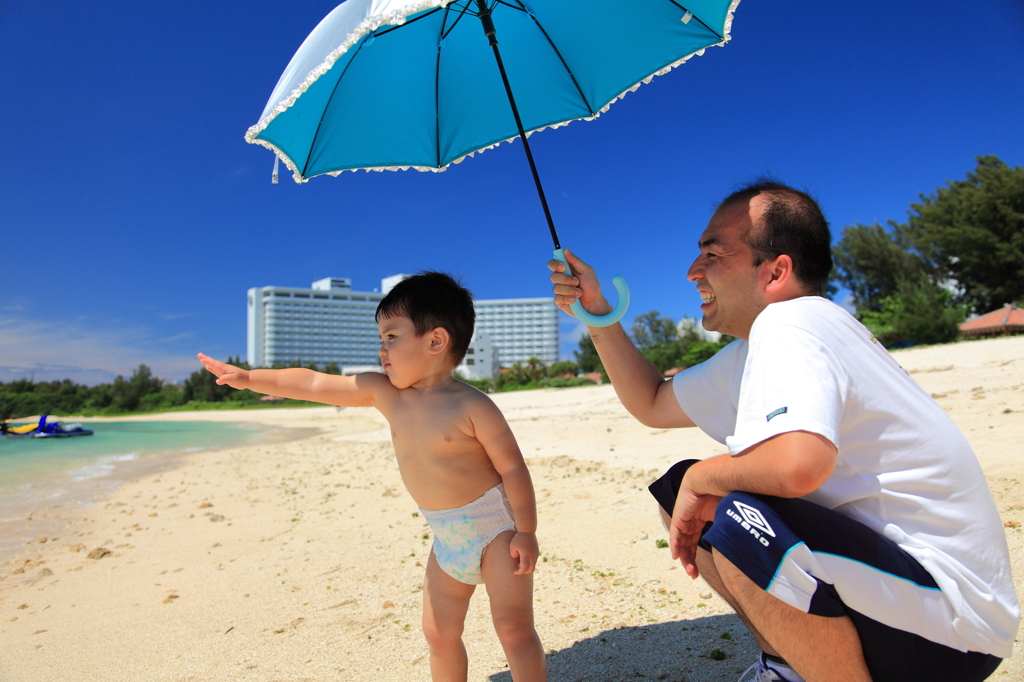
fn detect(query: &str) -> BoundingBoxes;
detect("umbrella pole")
[476,1,561,251]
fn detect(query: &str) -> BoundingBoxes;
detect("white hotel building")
[247,276,558,374]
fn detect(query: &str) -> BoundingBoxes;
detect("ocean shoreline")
[0,419,319,567]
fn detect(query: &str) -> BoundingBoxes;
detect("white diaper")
[419,483,516,585]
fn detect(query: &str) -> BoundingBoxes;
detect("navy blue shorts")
[649,459,1002,682]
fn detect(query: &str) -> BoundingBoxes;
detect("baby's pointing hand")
[510,531,539,575]
[197,353,250,391]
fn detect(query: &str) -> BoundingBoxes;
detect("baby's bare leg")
[423,551,476,682]
[481,530,546,681]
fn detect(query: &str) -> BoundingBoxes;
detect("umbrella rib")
[302,37,373,178]
[663,0,724,41]
[435,6,453,169]
[506,0,595,116]
[441,1,473,39]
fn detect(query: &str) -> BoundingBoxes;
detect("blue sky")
[2,1,1022,384]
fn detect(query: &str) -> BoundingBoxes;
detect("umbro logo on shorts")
[725,501,776,547]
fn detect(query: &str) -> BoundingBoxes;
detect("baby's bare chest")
[387,402,474,451]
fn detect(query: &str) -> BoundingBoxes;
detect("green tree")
[681,341,730,367]
[906,155,1024,313]
[548,360,579,378]
[630,311,679,348]
[859,275,967,348]
[632,311,688,373]
[496,362,525,390]
[832,221,928,312]
[109,364,164,412]
[573,334,603,375]
[523,356,546,383]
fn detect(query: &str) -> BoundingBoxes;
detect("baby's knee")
[422,615,464,649]
[491,611,536,647]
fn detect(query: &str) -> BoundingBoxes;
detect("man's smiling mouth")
[700,291,716,304]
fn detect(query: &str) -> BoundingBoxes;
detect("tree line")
[573,311,734,381]
[460,358,596,393]
[0,358,328,420]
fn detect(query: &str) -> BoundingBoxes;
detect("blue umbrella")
[246,0,740,326]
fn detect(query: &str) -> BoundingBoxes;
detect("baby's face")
[377,315,431,388]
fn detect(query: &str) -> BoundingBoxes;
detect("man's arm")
[670,430,837,578]
[549,250,695,429]
[686,431,838,498]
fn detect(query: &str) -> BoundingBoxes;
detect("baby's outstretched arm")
[197,353,388,408]
[469,395,539,575]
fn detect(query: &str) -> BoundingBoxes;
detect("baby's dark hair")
[375,271,475,365]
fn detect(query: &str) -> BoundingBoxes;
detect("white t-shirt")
[672,296,1019,658]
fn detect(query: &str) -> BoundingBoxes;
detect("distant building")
[381,273,411,295]
[248,278,558,370]
[474,298,559,366]
[457,330,500,381]
[247,279,384,369]
[312,277,352,291]
[959,303,1024,338]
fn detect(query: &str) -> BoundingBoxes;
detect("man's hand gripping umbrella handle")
[552,249,630,327]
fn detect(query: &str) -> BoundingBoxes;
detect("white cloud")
[0,315,200,385]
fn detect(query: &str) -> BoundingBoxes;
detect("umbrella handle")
[553,249,630,328]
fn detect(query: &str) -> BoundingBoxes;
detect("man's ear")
[427,327,451,356]
[763,254,795,297]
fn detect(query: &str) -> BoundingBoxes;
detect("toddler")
[199,272,545,681]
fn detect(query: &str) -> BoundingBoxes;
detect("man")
[548,181,1018,682]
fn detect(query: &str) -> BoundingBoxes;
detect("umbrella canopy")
[246,0,739,327]
[245,0,739,182]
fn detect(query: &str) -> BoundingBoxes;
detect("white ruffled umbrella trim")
[245,0,741,184]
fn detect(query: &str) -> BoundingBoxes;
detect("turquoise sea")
[0,420,307,562]
[0,421,263,488]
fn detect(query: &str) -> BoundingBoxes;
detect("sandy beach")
[1,335,1022,682]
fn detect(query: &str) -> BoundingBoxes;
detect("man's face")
[686,195,770,340]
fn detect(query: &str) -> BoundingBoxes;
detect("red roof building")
[959,303,1024,337]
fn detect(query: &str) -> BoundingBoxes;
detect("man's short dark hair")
[719,179,833,295]
[375,271,475,365]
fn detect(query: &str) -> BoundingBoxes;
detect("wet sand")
[1,336,1021,681]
